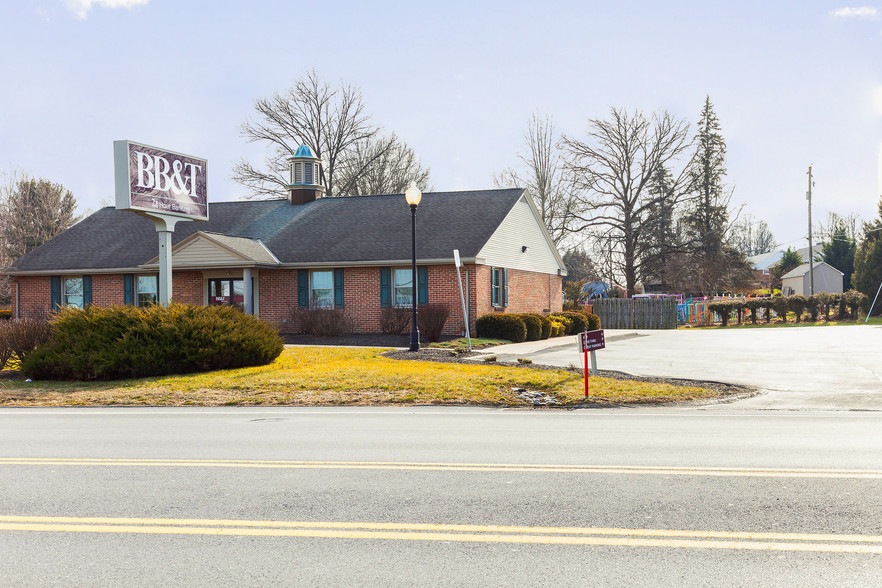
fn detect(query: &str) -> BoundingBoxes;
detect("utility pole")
[807,165,814,296]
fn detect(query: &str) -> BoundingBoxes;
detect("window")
[393,268,413,307]
[310,270,334,308]
[63,277,84,308]
[137,276,158,306]
[490,267,508,307]
[208,278,247,310]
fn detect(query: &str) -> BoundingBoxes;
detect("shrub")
[517,314,542,341]
[548,318,566,337]
[417,304,450,343]
[816,292,836,321]
[732,299,746,325]
[552,311,589,334]
[533,314,552,339]
[0,318,51,368]
[744,299,760,325]
[475,313,527,343]
[585,313,601,331]
[805,295,821,323]
[786,295,806,323]
[22,304,284,381]
[554,314,575,335]
[770,295,788,322]
[380,307,411,335]
[843,289,868,319]
[708,300,733,326]
[291,305,354,337]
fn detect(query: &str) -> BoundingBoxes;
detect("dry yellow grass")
[0,347,717,407]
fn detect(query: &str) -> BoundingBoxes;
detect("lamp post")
[405,181,422,351]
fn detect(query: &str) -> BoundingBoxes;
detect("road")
[479,325,882,410]
[2,407,881,586]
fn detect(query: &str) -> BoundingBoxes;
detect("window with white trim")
[137,276,158,307]
[393,268,413,307]
[311,270,334,308]
[63,277,84,309]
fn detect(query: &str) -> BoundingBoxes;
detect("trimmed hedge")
[475,313,527,343]
[22,304,284,381]
[516,314,542,341]
[585,313,601,331]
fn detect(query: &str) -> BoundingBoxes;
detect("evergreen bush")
[475,314,527,343]
[551,311,589,334]
[805,295,821,323]
[585,313,601,331]
[516,314,542,341]
[22,304,284,381]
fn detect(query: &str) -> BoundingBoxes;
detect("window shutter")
[334,268,344,309]
[490,267,497,306]
[297,270,309,308]
[50,276,61,311]
[503,268,509,307]
[417,266,428,305]
[123,274,134,305]
[83,276,92,306]
[379,268,391,308]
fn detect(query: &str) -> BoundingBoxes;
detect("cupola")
[286,145,325,205]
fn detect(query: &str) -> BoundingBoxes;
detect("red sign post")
[579,330,605,397]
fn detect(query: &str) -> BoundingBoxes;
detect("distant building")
[780,261,844,296]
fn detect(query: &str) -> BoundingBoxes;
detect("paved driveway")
[476,325,882,410]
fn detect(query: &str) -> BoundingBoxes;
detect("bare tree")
[336,133,431,196]
[493,114,580,244]
[729,213,776,257]
[0,172,79,264]
[234,69,384,198]
[561,108,692,295]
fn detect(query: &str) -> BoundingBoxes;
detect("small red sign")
[580,329,605,352]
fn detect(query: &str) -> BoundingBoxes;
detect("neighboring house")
[1,162,566,336]
[748,244,823,287]
[780,261,844,296]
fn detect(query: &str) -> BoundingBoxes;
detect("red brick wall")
[12,265,563,335]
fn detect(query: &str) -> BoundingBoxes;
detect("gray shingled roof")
[5,189,525,272]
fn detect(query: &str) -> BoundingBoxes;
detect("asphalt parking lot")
[476,325,882,411]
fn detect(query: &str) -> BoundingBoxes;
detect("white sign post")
[453,249,471,351]
[114,140,208,305]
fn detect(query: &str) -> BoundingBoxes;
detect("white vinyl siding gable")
[173,238,248,265]
[476,196,564,274]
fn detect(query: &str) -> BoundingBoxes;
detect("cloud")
[831,6,879,18]
[63,0,149,19]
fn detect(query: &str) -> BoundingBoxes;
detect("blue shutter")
[297,270,309,308]
[334,268,344,309]
[490,267,497,306]
[417,266,428,305]
[379,268,391,308]
[50,276,61,311]
[83,276,92,306]
[123,274,134,305]
[503,268,508,307]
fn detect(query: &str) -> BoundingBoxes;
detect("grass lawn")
[0,347,717,407]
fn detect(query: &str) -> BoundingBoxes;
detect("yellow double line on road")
[2,457,882,479]
[1,515,882,553]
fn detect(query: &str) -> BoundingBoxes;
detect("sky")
[1,0,880,251]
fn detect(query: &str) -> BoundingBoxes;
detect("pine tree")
[640,165,681,290]
[683,96,737,295]
[822,223,856,290]
[852,196,882,314]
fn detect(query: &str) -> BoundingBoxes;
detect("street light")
[405,181,422,351]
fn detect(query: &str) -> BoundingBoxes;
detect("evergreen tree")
[640,165,682,290]
[852,196,882,314]
[821,223,856,290]
[683,96,738,295]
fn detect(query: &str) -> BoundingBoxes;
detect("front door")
[208,278,245,310]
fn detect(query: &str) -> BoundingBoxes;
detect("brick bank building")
[2,153,566,336]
